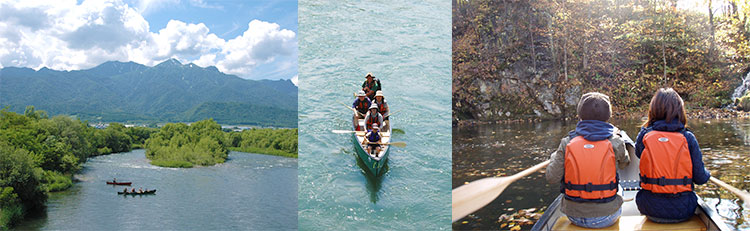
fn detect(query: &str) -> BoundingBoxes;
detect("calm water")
[15,149,298,230]
[298,0,452,230]
[453,118,750,230]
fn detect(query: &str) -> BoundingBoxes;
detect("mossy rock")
[738,94,750,112]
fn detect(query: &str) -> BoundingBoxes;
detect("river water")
[453,118,750,230]
[14,149,298,230]
[298,0,452,230]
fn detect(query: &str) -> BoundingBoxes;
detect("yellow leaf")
[510,226,522,231]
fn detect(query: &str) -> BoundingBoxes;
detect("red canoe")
[106,181,132,185]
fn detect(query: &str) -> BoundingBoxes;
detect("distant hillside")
[0,59,297,127]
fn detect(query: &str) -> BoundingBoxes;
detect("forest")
[0,107,156,228]
[453,0,750,121]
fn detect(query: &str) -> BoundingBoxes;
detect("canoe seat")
[551,215,706,231]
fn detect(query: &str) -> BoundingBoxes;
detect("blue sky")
[0,0,298,82]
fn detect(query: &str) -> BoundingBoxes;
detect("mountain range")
[0,59,297,127]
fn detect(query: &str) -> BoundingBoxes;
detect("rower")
[352,90,371,119]
[373,90,389,131]
[363,124,382,157]
[362,72,381,100]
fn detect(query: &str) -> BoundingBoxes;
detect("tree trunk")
[563,0,569,81]
[709,0,715,61]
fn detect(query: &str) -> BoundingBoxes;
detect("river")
[14,149,298,230]
[453,118,750,230]
[297,0,452,230]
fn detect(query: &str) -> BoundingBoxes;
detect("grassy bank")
[228,147,297,158]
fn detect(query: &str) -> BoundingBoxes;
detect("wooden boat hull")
[117,190,156,195]
[352,115,391,176]
[531,131,729,230]
[106,181,132,185]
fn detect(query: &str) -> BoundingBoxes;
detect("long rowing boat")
[117,189,156,195]
[352,114,391,176]
[531,132,730,230]
[106,181,132,185]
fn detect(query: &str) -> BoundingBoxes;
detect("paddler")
[634,88,710,223]
[352,90,371,119]
[364,104,384,131]
[363,123,382,157]
[362,72,381,100]
[545,92,630,229]
[374,90,389,130]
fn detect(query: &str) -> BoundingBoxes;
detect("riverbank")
[228,147,297,158]
[455,107,750,126]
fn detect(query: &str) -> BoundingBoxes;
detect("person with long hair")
[635,88,711,223]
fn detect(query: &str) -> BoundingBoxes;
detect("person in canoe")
[364,104,384,131]
[362,123,382,157]
[113,178,117,183]
[362,72,381,100]
[139,187,143,193]
[373,90,389,130]
[353,90,371,119]
[131,188,136,193]
[545,92,630,229]
[634,88,710,223]
[123,188,128,193]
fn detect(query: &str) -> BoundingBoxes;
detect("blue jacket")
[634,120,710,220]
[353,98,371,114]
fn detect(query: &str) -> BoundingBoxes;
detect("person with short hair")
[545,92,630,229]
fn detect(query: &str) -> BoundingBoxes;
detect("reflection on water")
[453,118,750,230]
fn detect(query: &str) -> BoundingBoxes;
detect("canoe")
[531,131,730,230]
[117,189,156,195]
[106,181,132,185]
[352,114,391,176]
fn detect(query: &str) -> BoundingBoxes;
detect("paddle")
[332,130,358,134]
[452,159,551,222]
[338,102,364,117]
[709,176,750,207]
[378,142,406,148]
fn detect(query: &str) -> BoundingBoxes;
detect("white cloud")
[291,74,298,86]
[0,0,297,79]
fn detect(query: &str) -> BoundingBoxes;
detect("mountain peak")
[204,66,219,72]
[156,58,183,67]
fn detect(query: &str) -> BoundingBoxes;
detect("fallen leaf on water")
[505,200,512,203]
[510,225,522,231]
[461,221,468,224]
[500,223,508,228]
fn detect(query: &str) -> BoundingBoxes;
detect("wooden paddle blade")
[388,141,406,148]
[452,159,551,222]
[710,176,750,207]
[452,177,509,222]
[331,130,356,134]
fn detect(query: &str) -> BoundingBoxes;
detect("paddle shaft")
[709,176,750,206]
[452,159,550,222]
[338,102,364,117]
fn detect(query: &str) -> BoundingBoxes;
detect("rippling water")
[298,0,452,230]
[15,150,298,230]
[453,118,750,230]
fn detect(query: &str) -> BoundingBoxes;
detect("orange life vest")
[563,136,618,200]
[639,131,693,194]
[377,101,387,114]
[356,99,369,113]
[365,114,379,130]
